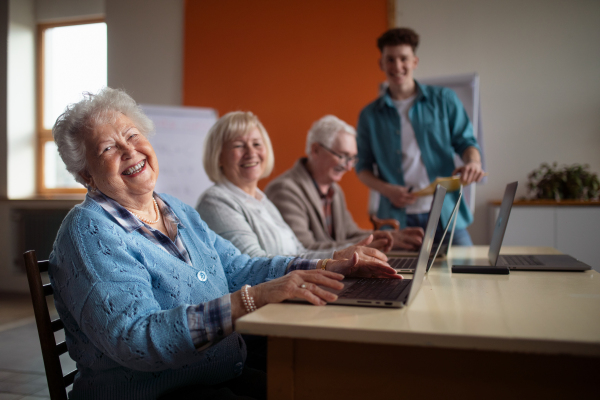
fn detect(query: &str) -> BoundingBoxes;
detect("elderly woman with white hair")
[48,88,400,400]
[265,115,424,251]
[196,112,396,265]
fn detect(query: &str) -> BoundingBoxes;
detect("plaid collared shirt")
[88,190,192,265]
[312,180,336,239]
[88,190,318,349]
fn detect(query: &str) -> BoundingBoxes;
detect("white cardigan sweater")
[196,181,334,259]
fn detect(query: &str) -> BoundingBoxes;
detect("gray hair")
[305,115,356,155]
[52,87,155,187]
[203,111,274,183]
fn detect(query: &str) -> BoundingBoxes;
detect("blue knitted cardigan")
[48,193,293,400]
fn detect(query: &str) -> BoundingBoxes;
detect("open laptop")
[307,185,447,308]
[454,181,591,272]
[389,186,461,273]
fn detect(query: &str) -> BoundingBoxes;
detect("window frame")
[36,17,106,195]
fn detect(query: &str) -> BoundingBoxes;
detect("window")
[37,18,107,194]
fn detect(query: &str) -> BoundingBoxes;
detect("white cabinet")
[490,203,600,271]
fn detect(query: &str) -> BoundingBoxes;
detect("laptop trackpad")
[285,278,359,304]
[319,278,360,295]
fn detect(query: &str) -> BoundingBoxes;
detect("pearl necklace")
[129,197,161,224]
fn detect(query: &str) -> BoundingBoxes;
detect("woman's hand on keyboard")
[329,251,402,279]
[250,269,345,307]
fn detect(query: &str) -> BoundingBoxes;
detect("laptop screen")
[428,185,462,269]
[407,185,447,305]
[488,181,518,265]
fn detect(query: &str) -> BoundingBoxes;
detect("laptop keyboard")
[389,257,435,270]
[389,258,418,270]
[499,255,543,265]
[338,278,412,301]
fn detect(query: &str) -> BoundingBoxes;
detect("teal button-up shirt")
[356,81,480,230]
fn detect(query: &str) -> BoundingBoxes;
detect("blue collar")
[377,80,427,110]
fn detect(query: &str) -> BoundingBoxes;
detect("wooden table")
[236,246,600,400]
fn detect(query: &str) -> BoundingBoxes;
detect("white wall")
[395,0,600,244]
[106,0,183,106]
[8,0,36,199]
[0,2,8,200]
[36,0,104,22]
[0,0,36,294]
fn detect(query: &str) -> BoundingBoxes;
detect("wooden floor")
[0,294,34,332]
[0,293,68,400]
[0,293,57,332]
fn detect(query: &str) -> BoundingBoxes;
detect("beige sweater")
[265,158,372,250]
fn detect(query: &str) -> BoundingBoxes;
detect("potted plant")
[527,163,599,201]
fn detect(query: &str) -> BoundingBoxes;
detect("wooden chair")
[24,250,77,400]
[370,215,400,231]
[368,187,401,231]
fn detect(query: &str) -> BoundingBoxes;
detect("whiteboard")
[141,105,218,207]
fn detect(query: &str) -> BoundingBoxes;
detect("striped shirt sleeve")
[187,258,319,349]
[186,294,233,351]
[286,257,319,273]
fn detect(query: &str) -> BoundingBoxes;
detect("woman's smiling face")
[80,113,159,205]
[219,127,267,195]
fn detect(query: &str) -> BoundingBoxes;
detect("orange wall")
[183,0,387,229]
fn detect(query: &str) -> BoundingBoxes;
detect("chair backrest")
[369,215,400,231]
[23,250,77,400]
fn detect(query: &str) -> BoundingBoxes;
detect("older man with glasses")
[265,115,424,252]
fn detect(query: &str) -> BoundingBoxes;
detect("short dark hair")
[377,28,420,53]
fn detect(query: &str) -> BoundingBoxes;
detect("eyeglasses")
[319,144,359,167]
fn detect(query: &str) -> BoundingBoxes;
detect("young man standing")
[356,28,485,245]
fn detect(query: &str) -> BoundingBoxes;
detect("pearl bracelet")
[241,284,257,313]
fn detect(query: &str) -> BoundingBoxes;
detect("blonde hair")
[203,111,274,183]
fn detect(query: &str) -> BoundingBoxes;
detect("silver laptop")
[310,185,447,308]
[389,186,461,273]
[456,181,591,272]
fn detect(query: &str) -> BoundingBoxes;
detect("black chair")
[24,250,77,400]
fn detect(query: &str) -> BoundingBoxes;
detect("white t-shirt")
[393,96,434,214]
